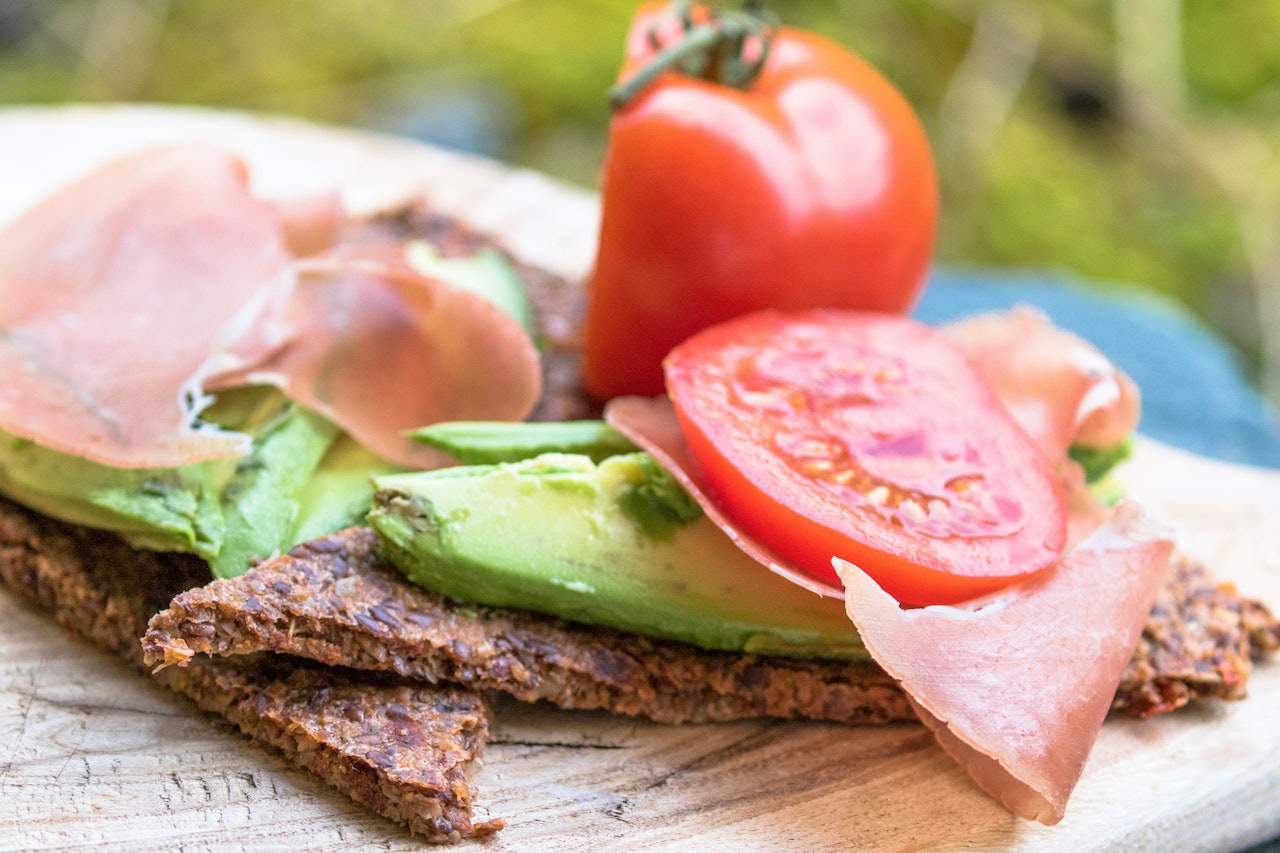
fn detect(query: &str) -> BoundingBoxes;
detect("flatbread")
[0,496,501,842]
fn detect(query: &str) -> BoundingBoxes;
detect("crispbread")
[140,524,1280,725]
[0,496,502,842]
[143,526,914,726]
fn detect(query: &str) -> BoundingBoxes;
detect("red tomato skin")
[664,310,1068,606]
[582,5,939,401]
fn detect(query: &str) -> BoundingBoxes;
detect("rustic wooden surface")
[1,106,1277,852]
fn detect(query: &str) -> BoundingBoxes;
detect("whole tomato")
[581,2,939,400]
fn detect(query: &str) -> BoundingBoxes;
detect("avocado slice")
[0,425,238,558]
[290,434,404,545]
[1069,437,1133,485]
[369,452,867,661]
[0,389,299,559]
[410,420,638,464]
[208,402,343,578]
[0,386,378,576]
[405,240,534,334]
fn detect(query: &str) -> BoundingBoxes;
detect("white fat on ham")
[835,502,1173,825]
[203,246,542,468]
[0,145,289,468]
[943,308,1140,458]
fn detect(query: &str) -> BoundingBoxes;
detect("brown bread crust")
[1114,553,1280,717]
[0,497,501,842]
[140,525,1280,724]
[143,527,914,726]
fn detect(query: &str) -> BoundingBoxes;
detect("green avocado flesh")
[368,452,867,661]
[0,387,285,559]
[405,241,534,334]
[208,401,341,578]
[0,387,390,578]
[1069,438,1132,485]
[410,419,638,464]
[0,432,230,557]
[291,435,402,544]
[0,248,528,577]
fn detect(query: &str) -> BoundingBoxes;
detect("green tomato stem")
[609,2,777,111]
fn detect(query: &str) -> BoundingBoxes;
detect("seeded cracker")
[0,496,503,842]
[144,526,914,726]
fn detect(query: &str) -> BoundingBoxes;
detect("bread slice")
[0,496,502,842]
[143,526,914,726]
[140,523,1280,726]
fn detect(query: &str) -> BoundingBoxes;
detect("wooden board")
[1,105,1278,852]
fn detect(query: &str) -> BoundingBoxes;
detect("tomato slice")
[663,309,1067,605]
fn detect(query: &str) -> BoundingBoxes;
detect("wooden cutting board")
[1,106,1277,852]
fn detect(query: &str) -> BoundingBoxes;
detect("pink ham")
[0,146,289,468]
[943,308,1140,458]
[202,244,542,468]
[1,147,541,471]
[271,193,345,257]
[835,503,1173,824]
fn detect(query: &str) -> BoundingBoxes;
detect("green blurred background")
[2,0,1278,406]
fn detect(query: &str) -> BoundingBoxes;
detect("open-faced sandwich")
[2,108,1277,844]
[3,5,1279,848]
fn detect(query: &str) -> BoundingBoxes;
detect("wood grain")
[1,106,1277,852]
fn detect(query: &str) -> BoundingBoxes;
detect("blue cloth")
[913,268,1280,469]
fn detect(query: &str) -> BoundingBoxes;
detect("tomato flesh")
[581,7,937,400]
[664,310,1068,605]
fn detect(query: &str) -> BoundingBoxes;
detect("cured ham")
[203,246,542,468]
[835,503,1173,824]
[0,146,289,468]
[605,308,1175,824]
[942,308,1141,458]
[0,146,541,471]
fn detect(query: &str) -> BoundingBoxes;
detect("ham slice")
[0,146,289,468]
[835,503,1173,824]
[203,245,542,468]
[0,147,541,471]
[943,308,1140,458]
[607,392,1173,825]
[271,193,345,257]
[605,394,842,597]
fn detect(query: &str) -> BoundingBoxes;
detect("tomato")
[664,310,1068,606]
[581,2,938,401]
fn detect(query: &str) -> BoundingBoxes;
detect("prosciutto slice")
[0,146,541,471]
[0,146,289,467]
[943,308,1140,458]
[836,503,1173,824]
[606,392,1174,825]
[202,245,542,468]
